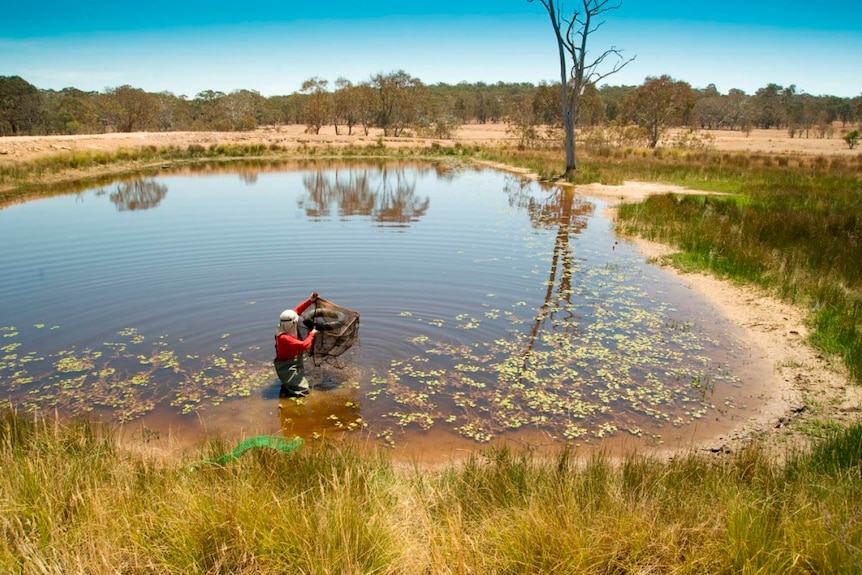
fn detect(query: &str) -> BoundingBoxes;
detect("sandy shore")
[1,125,859,458]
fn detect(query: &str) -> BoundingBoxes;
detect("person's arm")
[275,329,318,359]
[294,291,319,316]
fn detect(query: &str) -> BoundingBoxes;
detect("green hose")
[201,435,304,465]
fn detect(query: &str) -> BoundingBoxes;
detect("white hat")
[277,309,300,337]
[279,309,299,323]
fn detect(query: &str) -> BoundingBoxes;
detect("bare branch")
[529,0,635,173]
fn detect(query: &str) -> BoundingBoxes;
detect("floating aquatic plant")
[365,244,741,447]
[0,325,273,423]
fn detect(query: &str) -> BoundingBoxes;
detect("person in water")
[274,292,319,397]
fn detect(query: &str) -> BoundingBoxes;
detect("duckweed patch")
[368,259,740,446]
[1,325,271,422]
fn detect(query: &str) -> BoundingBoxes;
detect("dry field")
[1,122,859,165]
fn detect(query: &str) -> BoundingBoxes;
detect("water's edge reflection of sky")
[0,161,761,455]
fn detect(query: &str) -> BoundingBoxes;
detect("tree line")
[2,72,860,147]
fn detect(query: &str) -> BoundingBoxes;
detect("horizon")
[3,1,861,99]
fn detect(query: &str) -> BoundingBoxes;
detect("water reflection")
[98,178,169,211]
[300,166,430,225]
[504,175,596,376]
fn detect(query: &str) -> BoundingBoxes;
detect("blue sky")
[3,1,860,98]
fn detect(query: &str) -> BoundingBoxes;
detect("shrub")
[844,130,859,150]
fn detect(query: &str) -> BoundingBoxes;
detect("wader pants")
[274,356,309,397]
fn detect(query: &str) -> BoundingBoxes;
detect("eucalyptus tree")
[0,75,44,135]
[191,90,228,130]
[752,83,783,129]
[528,0,634,174]
[725,88,752,131]
[300,77,332,135]
[333,77,362,135]
[223,89,267,131]
[369,70,426,137]
[42,87,100,134]
[266,94,303,125]
[853,94,862,125]
[101,85,159,132]
[150,92,183,131]
[623,75,695,148]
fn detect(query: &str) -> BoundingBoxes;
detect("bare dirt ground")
[1,123,859,165]
[2,124,860,459]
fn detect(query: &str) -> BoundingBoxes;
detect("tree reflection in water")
[103,178,169,211]
[503,175,595,379]
[300,166,430,225]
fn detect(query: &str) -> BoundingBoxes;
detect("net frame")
[299,297,360,367]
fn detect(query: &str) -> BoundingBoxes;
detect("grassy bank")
[1,410,860,573]
[480,146,862,384]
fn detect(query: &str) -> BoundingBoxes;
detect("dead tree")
[529,0,635,174]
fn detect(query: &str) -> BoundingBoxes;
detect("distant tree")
[42,87,100,134]
[528,0,635,174]
[725,88,752,131]
[153,91,190,131]
[352,83,377,136]
[100,85,159,132]
[852,94,862,125]
[752,83,783,129]
[532,82,561,125]
[266,94,302,125]
[598,84,637,122]
[623,75,695,148]
[577,82,605,126]
[370,70,426,137]
[224,89,266,131]
[694,94,726,129]
[333,77,363,135]
[300,77,331,134]
[0,75,44,135]
[844,130,859,149]
[824,95,852,127]
[190,90,228,130]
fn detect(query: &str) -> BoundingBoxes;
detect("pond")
[0,160,766,459]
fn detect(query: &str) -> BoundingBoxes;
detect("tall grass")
[1,411,860,573]
[612,161,862,383]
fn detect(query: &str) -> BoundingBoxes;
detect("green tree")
[153,91,192,131]
[370,70,426,137]
[101,85,159,132]
[725,88,752,131]
[577,82,605,126]
[353,83,377,136]
[224,89,266,131]
[333,77,363,135]
[752,83,783,129]
[623,75,695,148]
[528,0,635,174]
[532,82,561,125]
[0,75,44,135]
[266,94,303,125]
[191,90,228,130]
[42,87,100,134]
[300,77,331,134]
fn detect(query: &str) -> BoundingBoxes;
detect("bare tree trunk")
[530,0,634,176]
[546,0,577,174]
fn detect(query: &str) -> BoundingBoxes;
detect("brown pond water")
[0,160,769,462]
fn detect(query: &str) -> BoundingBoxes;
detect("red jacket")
[274,298,316,361]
